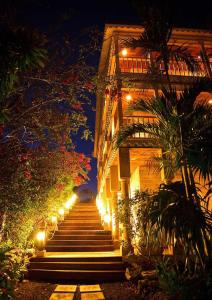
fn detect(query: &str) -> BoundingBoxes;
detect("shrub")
[0,242,28,299]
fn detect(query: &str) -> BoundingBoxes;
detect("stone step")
[58,225,103,230]
[62,220,101,225]
[45,245,114,252]
[28,261,124,270]
[52,235,112,240]
[30,256,123,263]
[65,215,100,219]
[47,240,113,246]
[28,269,125,282]
[68,210,98,213]
[54,230,111,235]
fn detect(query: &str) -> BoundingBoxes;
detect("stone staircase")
[28,202,125,282]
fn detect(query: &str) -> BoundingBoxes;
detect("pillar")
[118,148,133,255]
[110,165,120,245]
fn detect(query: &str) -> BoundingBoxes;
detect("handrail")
[119,57,206,77]
[123,115,157,138]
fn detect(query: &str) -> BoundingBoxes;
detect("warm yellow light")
[36,231,46,242]
[99,205,106,217]
[65,201,71,209]
[208,99,212,105]
[65,194,77,209]
[58,208,64,216]
[104,213,111,224]
[96,197,101,211]
[51,216,57,224]
[126,94,132,101]
[121,48,128,56]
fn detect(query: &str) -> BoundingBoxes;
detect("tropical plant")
[156,257,212,300]
[116,79,212,268]
[117,78,212,193]
[127,1,199,88]
[151,182,211,269]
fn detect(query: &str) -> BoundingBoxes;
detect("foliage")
[156,258,212,300]
[127,0,199,87]
[0,242,28,299]
[117,79,212,182]
[151,182,211,270]
[0,6,99,248]
[118,190,162,255]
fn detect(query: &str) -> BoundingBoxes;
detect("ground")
[15,280,141,300]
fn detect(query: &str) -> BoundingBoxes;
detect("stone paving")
[49,284,105,300]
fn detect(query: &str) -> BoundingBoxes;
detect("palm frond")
[116,122,160,147]
[177,78,212,115]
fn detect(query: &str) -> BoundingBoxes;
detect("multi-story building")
[94,24,212,252]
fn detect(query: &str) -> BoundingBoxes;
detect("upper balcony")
[107,46,212,87]
[119,56,206,77]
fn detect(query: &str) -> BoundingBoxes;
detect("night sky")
[6,0,212,193]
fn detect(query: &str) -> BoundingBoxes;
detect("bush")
[156,258,212,300]
[0,242,28,299]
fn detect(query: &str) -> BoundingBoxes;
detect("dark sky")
[5,0,212,193]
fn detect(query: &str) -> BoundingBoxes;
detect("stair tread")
[29,261,123,265]
[29,269,123,273]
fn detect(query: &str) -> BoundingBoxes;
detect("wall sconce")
[125,94,132,102]
[121,48,128,56]
[208,99,212,105]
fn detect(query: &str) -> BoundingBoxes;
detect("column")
[118,148,133,255]
[110,165,120,248]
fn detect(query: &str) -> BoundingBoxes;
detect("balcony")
[122,115,158,148]
[119,57,206,77]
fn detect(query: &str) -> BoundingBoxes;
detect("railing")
[123,115,157,138]
[119,57,206,77]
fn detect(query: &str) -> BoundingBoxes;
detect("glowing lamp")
[100,206,106,217]
[121,48,128,56]
[126,94,132,101]
[104,213,111,224]
[208,99,212,105]
[65,194,77,209]
[36,231,46,251]
[51,216,57,224]
[65,200,72,209]
[58,208,65,216]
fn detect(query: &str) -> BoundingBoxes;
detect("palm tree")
[117,78,212,188]
[125,2,199,89]
[0,26,47,105]
[116,78,212,268]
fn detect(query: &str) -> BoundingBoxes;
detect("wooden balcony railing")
[123,115,157,138]
[119,57,206,77]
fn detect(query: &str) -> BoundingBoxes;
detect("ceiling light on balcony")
[126,94,132,101]
[121,48,128,56]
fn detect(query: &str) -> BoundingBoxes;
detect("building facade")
[94,24,212,252]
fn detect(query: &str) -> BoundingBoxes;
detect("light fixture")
[126,94,132,101]
[58,208,65,216]
[121,48,128,56]
[36,231,46,251]
[65,194,77,209]
[51,216,57,224]
[104,212,111,224]
[208,99,212,105]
